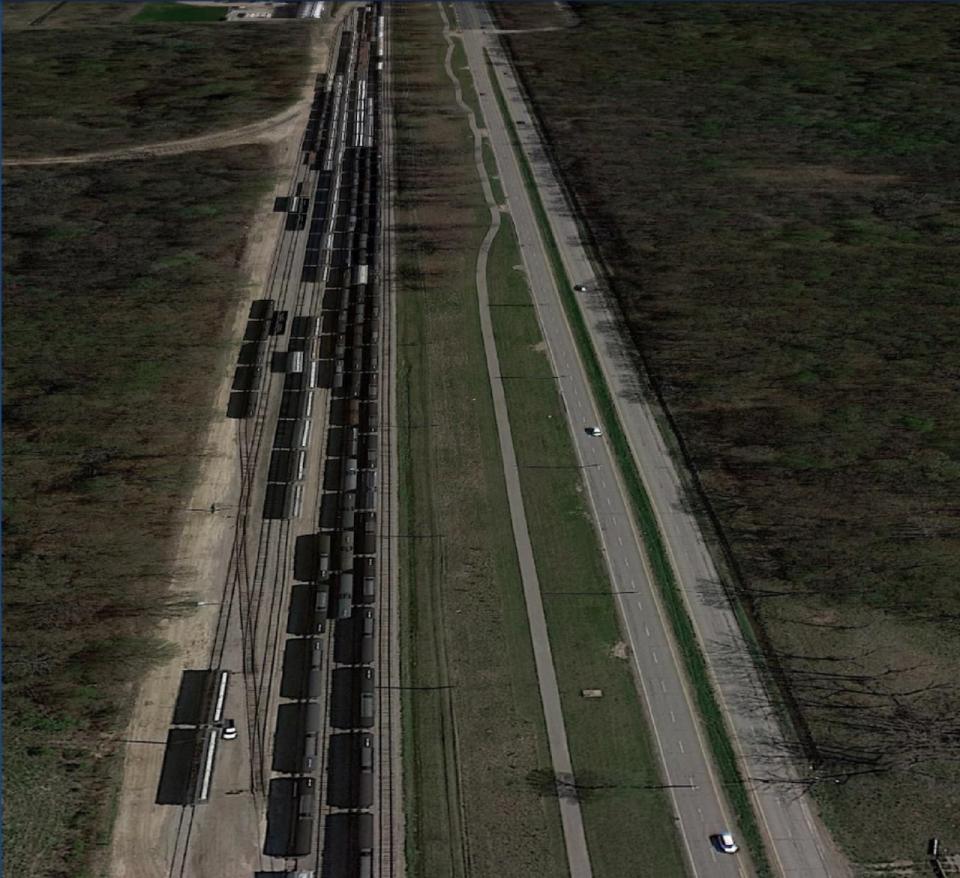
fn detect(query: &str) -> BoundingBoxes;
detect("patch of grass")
[450,35,484,130]
[393,5,567,876]
[133,3,225,23]
[2,146,277,878]
[3,22,311,156]
[488,213,687,878]
[483,137,505,204]
[498,2,960,864]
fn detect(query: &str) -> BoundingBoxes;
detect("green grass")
[449,35,485,130]
[487,213,687,878]
[2,147,277,878]
[393,5,567,876]
[483,138,505,204]
[495,3,960,865]
[3,22,311,156]
[486,48,772,875]
[133,3,225,22]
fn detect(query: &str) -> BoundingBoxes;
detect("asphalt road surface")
[456,4,845,877]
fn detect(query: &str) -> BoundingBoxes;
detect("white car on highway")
[586,426,602,437]
[712,831,739,854]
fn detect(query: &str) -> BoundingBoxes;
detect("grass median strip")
[488,212,687,878]
[485,48,772,877]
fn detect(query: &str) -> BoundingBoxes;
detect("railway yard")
[111,6,402,877]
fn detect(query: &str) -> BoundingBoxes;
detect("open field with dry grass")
[498,3,960,866]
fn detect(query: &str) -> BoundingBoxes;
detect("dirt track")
[3,104,307,168]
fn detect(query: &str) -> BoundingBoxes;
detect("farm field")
[498,2,960,866]
[392,5,568,876]
[3,12,311,156]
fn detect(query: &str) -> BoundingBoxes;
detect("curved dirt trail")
[3,104,307,168]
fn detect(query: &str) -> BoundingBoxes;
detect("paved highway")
[456,4,846,877]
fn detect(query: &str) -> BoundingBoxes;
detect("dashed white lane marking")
[660,679,667,693]
[616,535,623,546]
[605,497,612,507]
[678,740,686,754]
[644,625,650,637]
[636,599,642,610]
[624,557,630,568]
[652,650,659,664]
[670,710,676,724]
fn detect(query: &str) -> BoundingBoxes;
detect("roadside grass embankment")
[3,21,311,157]
[495,2,960,866]
[486,48,772,876]
[392,5,566,876]
[487,213,687,878]
[2,147,278,878]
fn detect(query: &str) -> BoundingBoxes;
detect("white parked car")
[713,832,739,854]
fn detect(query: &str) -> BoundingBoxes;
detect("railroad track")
[165,20,345,877]
[376,5,402,875]
[163,7,402,876]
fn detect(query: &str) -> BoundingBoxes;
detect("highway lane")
[458,4,846,877]
[456,3,744,876]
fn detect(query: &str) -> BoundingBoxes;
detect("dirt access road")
[106,9,353,878]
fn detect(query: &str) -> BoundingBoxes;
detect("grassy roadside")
[449,34,485,129]
[487,213,687,878]
[392,5,567,876]
[485,50,772,876]
[483,139,505,204]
